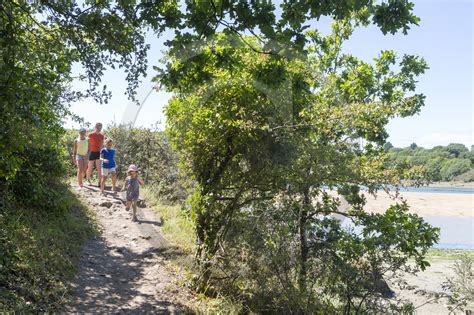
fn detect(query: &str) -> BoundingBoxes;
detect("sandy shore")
[364,191,473,217]
[391,251,474,314]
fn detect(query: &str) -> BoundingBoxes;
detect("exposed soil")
[64,184,195,313]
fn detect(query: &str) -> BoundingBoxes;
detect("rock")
[114,200,122,204]
[100,201,113,208]
[121,225,127,229]
[140,235,152,240]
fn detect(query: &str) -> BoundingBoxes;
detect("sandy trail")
[65,184,194,313]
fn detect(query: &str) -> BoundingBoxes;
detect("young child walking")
[72,127,89,189]
[122,164,144,222]
[100,138,117,194]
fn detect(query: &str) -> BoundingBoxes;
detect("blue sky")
[68,0,473,149]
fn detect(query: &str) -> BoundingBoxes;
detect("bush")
[386,144,474,182]
[443,255,474,313]
[440,159,471,181]
[454,169,474,182]
[105,125,188,202]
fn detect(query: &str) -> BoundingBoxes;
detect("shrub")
[105,124,188,202]
[439,159,471,181]
[454,169,474,183]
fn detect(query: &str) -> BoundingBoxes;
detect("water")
[395,186,474,195]
[329,184,474,249]
[389,186,473,249]
[360,185,474,195]
[339,215,473,250]
[425,216,474,250]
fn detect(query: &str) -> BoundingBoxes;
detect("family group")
[72,122,144,221]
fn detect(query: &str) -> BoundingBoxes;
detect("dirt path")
[65,184,194,313]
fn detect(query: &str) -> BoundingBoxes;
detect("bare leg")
[132,201,138,221]
[95,159,102,186]
[111,172,117,192]
[83,160,88,178]
[77,160,86,187]
[101,175,108,193]
[86,159,94,182]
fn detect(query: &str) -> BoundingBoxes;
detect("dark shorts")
[89,151,100,160]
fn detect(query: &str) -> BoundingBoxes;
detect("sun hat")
[79,127,86,132]
[127,164,138,173]
[104,138,113,144]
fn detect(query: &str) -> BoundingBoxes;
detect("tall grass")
[141,187,245,314]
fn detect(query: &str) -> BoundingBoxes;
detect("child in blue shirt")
[100,138,117,194]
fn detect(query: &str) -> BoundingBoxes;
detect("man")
[86,122,104,186]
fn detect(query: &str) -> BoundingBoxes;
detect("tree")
[446,143,468,158]
[410,142,418,150]
[383,142,394,151]
[440,159,471,181]
[160,18,437,311]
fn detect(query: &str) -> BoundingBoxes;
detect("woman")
[86,122,104,186]
[72,127,89,189]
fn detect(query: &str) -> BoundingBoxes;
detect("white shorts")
[101,167,116,177]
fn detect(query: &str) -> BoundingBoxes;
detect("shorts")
[89,151,100,160]
[101,167,116,177]
[76,154,87,161]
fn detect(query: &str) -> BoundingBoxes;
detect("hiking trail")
[65,184,194,313]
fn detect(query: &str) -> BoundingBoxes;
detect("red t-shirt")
[88,132,104,152]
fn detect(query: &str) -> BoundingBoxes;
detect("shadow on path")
[65,184,193,313]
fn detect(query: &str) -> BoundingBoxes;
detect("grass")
[426,249,474,261]
[0,186,98,312]
[141,187,245,314]
[141,188,195,252]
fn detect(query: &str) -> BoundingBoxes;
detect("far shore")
[364,191,473,217]
[423,181,474,189]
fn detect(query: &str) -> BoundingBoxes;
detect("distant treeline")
[384,143,474,182]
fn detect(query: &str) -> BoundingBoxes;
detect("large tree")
[159,6,438,314]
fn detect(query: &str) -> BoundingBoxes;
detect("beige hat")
[127,164,138,173]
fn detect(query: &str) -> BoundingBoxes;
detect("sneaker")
[132,216,138,222]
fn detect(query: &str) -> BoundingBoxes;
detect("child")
[72,127,89,189]
[100,138,117,194]
[122,164,144,222]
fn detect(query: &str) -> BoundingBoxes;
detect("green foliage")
[387,144,473,182]
[0,0,442,312]
[105,125,186,202]
[454,169,474,183]
[446,143,469,158]
[0,2,151,311]
[160,22,434,311]
[443,255,474,313]
[0,188,97,312]
[440,159,471,181]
